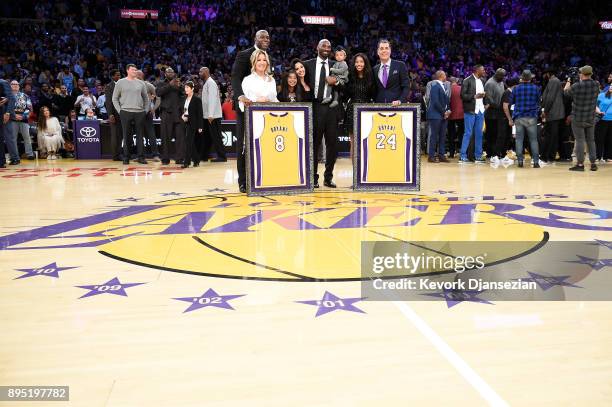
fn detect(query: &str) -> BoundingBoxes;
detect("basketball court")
[1,157,611,406]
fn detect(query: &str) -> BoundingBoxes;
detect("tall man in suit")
[427,71,451,162]
[459,64,487,163]
[231,30,270,193]
[304,39,340,188]
[156,67,185,165]
[372,39,409,105]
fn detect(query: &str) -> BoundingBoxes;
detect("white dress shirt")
[378,59,392,85]
[314,56,330,99]
[474,74,485,114]
[240,73,278,112]
[201,77,222,119]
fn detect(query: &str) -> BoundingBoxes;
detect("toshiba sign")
[301,16,336,25]
[599,21,612,30]
[120,9,159,19]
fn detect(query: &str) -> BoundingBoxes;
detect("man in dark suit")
[372,39,409,105]
[0,78,16,168]
[156,67,185,165]
[104,69,123,161]
[304,39,340,188]
[459,64,487,163]
[231,30,270,193]
[427,71,451,162]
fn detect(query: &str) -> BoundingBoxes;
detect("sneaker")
[47,155,53,160]
[590,163,598,171]
[538,160,547,166]
[474,158,486,164]
[490,156,500,164]
[501,157,514,167]
[458,158,471,164]
[569,165,585,172]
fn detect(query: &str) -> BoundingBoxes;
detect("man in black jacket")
[459,64,487,163]
[304,39,340,188]
[156,67,185,165]
[231,29,270,193]
[104,69,123,161]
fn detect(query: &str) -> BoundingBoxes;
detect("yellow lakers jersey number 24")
[362,113,411,183]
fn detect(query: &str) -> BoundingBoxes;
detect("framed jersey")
[353,104,421,191]
[245,103,314,196]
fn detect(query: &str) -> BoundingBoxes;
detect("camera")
[565,67,580,84]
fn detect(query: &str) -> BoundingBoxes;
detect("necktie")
[382,64,388,88]
[317,61,326,101]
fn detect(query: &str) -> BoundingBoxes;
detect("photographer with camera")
[156,67,185,165]
[564,65,601,171]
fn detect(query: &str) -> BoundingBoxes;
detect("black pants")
[484,116,498,155]
[119,111,146,160]
[160,112,183,162]
[596,120,612,160]
[109,117,123,160]
[559,120,573,160]
[203,118,226,159]
[541,119,562,161]
[494,118,512,158]
[143,112,159,157]
[447,119,463,158]
[0,120,6,166]
[235,108,246,187]
[313,102,338,183]
[184,125,200,165]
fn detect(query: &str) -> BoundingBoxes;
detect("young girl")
[37,106,64,160]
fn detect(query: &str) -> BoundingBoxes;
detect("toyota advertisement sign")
[74,120,101,159]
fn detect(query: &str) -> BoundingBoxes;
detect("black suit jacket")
[231,46,255,104]
[460,75,486,114]
[104,81,118,117]
[156,80,185,122]
[372,60,409,103]
[183,95,203,133]
[304,57,338,101]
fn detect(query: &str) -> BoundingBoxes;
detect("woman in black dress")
[345,53,375,159]
[181,81,204,168]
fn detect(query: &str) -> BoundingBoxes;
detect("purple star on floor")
[205,188,227,192]
[516,272,582,291]
[296,291,366,317]
[173,288,245,313]
[115,197,142,202]
[13,262,79,280]
[433,190,456,195]
[421,289,493,308]
[565,255,612,271]
[76,277,146,299]
[160,192,184,196]
[590,239,612,250]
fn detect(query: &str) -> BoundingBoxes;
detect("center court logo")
[1,192,611,281]
[79,127,97,138]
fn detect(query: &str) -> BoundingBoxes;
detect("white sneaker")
[490,156,500,164]
[47,155,52,160]
[501,157,514,167]
[538,159,547,166]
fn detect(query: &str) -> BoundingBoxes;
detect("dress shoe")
[313,180,320,188]
[181,162,190,169]
[324,180,337,188]
[569,165,584,172]
[26,155,35,160]
[211,157,227,162]
[175,159,184,165]
[123,159,129,165]
[193,162,199,167]
[518,160,524,168]
[533,163,540,168]
[239,185,246,193]
[137,158,148,164]
[590,164,598,171]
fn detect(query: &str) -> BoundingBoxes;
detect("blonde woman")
[37,106,64,159]
[239,49,277,112]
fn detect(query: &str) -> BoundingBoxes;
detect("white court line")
[393,301,509,407]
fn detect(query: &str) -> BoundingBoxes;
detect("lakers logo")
[1,192,588,282]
